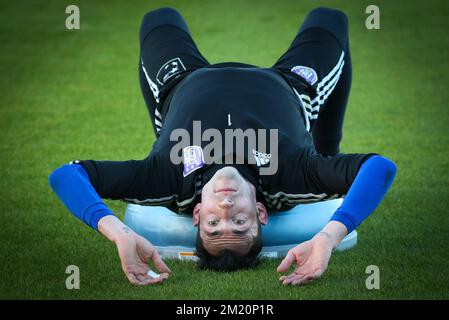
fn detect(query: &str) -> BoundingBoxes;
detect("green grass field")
[1,0,449,299]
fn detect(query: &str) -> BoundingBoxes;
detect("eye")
[233,219,246,225]
[208,220,219,226]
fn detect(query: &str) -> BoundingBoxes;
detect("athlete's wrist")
[98,215,136,244]
[319,220,348,249]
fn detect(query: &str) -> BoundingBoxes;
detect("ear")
[256,202,268,225]
[193,202,201,227]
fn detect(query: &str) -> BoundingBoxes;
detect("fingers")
[277,242,312,273]
[279,267,325,286]
[291,276,314,286]
[151,251,172,274]
[126,270,169,286]
[279,272,311,286]
[276,251,295,273]
[126,273,139,285]
[138,236,172,274]
[127,274,153,286]
[119,235,172,286]
[279,272,300,284]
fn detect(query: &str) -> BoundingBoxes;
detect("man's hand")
[276,221,348,285]
[98,215,171,286]
[115,231,171,285]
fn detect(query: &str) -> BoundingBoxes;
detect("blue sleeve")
[330,155,397,233]
[48,164,115,230]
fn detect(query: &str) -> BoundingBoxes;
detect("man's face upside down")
[193,166,268,256]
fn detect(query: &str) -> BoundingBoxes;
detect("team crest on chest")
[182,145,204,177]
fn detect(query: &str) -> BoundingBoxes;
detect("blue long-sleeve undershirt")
[48,155,396,233]
[330,155,397,233]
[49,164,114,230]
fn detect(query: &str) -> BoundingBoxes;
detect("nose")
[218,198,234,209]
[216,221,233,236]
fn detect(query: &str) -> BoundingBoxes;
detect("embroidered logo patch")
[156,57,186,85]
[291,65,318,85]
[252,149,271,167]
[183,145,204,177]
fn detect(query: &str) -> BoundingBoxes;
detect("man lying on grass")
[49,7,396,286]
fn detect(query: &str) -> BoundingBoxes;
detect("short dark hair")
[194,223,263,272]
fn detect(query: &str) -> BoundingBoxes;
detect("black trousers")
[139,7,352,156]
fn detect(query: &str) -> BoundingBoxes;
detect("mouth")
[215,188,237,193]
